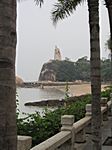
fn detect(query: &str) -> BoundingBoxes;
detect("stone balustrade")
[30,94,112,150]
[18,93,112,150]
[17,135,32,150]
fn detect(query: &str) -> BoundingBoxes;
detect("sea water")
[17,87,65,117]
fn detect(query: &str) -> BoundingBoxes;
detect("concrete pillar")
[75,129,86,143]
[61,115,74,131]
[61,115,75,150]
[85,104,92,116]
[17,135,32,150]
[101,97,108,121]
[85,104,92,134]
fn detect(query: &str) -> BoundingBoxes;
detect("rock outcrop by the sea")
[25,95,89,107]
[16,76,24,86]
[39,46,63,81]
[38,59,76,82]
[38,61,56,81]
[39,46,82,82]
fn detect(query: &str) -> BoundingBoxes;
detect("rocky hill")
[38,57,111,82]
[38,60,76,82]
[38,61,56,81]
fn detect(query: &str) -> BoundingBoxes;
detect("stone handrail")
[31,131,71,150]
[30,94,112,150]
[73,116,91,134]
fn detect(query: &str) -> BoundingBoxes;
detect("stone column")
[100,97,108,121]
[85,104,92,134]
[75,129,86,143]
[17,135,32,150]
[61,115,75,150]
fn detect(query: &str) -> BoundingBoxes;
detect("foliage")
[101,85,112,98]
[63,94,91,121]
[41,56,111,82]
[56,60,76,81]
[35,0,44,6]
[105,37,112,51]
[74,56,90,81]
[17,109,62,146]
[101,59,111,82]
[17,93,91,146]
[52,0,82,24]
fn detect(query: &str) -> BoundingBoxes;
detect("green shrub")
[101,85,112,99]
[17,94,91,146]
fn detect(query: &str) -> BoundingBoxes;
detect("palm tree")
[0,1,17,149]
[52,0,102,149]
[0,0,43,149]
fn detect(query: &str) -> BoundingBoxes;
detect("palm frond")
[52,0,84,25]
[34,0,44,7]
[18,0,44,7]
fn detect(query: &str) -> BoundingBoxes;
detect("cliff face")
[38,46,63,81]
[38,60,76,82]
[38,61,57,81]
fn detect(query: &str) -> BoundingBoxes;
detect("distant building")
[54,46,62,61]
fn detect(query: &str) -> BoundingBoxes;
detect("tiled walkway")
[82,117,112,150]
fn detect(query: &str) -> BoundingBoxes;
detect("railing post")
[101,97,108,121]
[17,135,32,150]
[85,104,92,134]
[61,115,75,150]
[75,129,86,144]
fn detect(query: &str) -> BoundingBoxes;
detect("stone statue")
[54,46,62,61]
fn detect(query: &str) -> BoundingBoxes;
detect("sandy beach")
[51,83,108,96]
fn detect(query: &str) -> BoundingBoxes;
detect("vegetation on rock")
[39,56,112,82]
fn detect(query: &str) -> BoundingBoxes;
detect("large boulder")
[16,76,24,86]
[38,60,76,82]
[38,62,56,81]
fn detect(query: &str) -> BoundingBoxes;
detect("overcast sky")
[16,0,110,81]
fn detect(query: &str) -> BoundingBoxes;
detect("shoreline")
[43,83,109,96]
[24,83,109,107]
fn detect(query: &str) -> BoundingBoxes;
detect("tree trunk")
[0,1,17,150]
[87,0,102,149]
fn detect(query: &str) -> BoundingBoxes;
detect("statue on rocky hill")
[54,46,62,61]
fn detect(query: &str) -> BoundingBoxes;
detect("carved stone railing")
[30,93,112,150]
[17,135,32,150]
[18,93,112,150]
